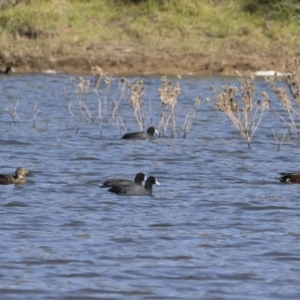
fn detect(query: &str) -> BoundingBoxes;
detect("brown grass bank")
[0,0,299,75]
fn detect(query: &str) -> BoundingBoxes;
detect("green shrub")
[242,0,300,21]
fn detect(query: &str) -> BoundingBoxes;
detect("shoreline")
[0,44,289,76]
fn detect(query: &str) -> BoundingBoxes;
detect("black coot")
[101,172,146,188]
[121,126,157,140]
[108,176,160,195]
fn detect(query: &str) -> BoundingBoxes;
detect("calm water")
[0,73,300,299]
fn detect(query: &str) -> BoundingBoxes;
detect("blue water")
[0,73,299,299]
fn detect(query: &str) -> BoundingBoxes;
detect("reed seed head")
[158,76,181,107]
[77,77,90,92]
[275,87,291,110]
[195,96,201,105]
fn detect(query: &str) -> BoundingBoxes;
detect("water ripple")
[0,74,299,300]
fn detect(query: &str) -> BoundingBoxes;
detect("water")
[0,73,300,299]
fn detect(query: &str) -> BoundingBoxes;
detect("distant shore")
[0,1,297,76]
[0,43,289,76]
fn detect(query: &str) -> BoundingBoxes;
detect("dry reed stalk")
[65,87,77,121]
[115,77,152,133]
[157,76,198,138]
[268,58,300,136]
[272,129,285,152]
[66,73,197,138]
[67,67,114,136]
[92,66,103,124]
[7,100,19,126]
[182,96,201,138]
[158,76,181,137]
[214,71,269,150]
[126,78,147,131]
[91,66,114,124]
[70,76,93,123]
[114,77,129,119]
[33,101,40,128]
[113,77,129,134]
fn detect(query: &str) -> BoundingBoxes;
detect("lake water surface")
[0,73,300,299]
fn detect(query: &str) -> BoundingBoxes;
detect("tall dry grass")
[157,76,199,138]
[66,71,199,138]
[122,77,150,131]
[157,76,180,136]
[213,71,269,150]
[32,101,40,128]
[267,58,300,136]
[66,67,114,136]
[7,100,20,126]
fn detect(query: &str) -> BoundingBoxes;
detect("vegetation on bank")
[0,0,300,58]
